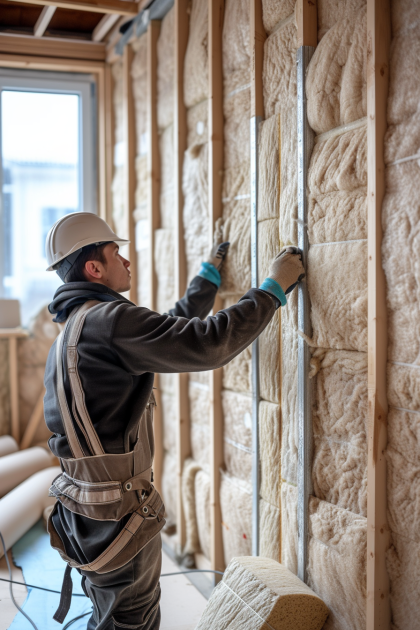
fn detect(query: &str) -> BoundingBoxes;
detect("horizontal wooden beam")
[92,12,120,41]
[34,5,56,37]
[6,0,137,15]
[0,32,106,61]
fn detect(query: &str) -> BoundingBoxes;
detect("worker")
[43,212,304,630]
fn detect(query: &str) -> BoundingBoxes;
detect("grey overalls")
[47,301,165,625]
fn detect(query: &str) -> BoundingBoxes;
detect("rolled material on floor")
[196,556,329,630]
[0,435,18,457]
[0,466,60,558]
[0,446,53,498]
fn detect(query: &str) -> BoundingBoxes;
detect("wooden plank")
[0,53,105,73]
[296,0,317,48]
[97,60,107,221]
[250,0,266,119]
[0,329,27,339]
[20,389,45,450]
[174,0,190,555]
[366,0,391,628]
[147,19,163,496]
[104,63,114,224]
[93,13,120,42]
[9,337,19,444]
[6,0,137,16]
[208,0,225,580]
[0,32,106,61]
[123,44,138,304]
[33,5,56,37]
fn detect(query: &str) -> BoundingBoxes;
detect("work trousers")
[80,534,162,630]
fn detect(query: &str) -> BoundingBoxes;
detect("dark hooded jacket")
[44,275,278,564]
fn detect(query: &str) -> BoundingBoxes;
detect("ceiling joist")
[33,5,57,37]
[92,12,120,41]
[6,0,138,16]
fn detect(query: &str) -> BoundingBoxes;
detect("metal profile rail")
[296,44,314,584]
[250,115,262,557]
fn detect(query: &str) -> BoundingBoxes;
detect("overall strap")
[66,300,104,456]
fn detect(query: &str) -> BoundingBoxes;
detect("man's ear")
[84,260,103,280]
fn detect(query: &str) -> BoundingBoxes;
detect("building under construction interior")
[0,0,418,628]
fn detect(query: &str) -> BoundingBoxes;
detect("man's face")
[85,243,131,293]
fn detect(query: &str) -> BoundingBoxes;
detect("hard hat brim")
[46,237,130,271]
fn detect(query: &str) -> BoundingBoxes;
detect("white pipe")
[0,435,19,458]
[0,447,54,498]
[0,466,60,558]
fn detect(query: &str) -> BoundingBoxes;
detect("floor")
[0,548,209,630]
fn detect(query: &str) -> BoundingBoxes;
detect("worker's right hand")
[268,247,305,294]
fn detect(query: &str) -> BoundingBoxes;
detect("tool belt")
[47,301,165,623]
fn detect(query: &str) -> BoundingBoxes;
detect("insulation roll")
[220,471,252,565]
[0,435,18,458]
[0,467,60,558]
[157,7,175,131]
[182,458,202,555]
[0,341,9,436]
[308,241,368,353]
[259,498,280,562]
[196,556,328,630]
[0,447,53,498]
[307,498,367,630]
[258,114,280,221]
[184,0,208,108]
[263,19,298,119]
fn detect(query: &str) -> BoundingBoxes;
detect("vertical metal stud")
[297,44,314,584]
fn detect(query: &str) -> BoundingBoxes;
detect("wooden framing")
[174,0,190,554]
[147,20,163,495]
[104,63,114,223]
[0,330,28,443]
[123,44,138,304]
[250,0,265,120]
[20,389,46,450]
[7,0,137,15]
[366,0,391,628]
[93,14,120,42]
[0,33,106,61]
[208,0,225,579]
[296,0,317,48]
[33,6,57,37]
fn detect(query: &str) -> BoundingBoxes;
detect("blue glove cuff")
[198,262,221,288]
[259,278,287,307]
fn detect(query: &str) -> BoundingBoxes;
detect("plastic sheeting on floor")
[9,520,90,630]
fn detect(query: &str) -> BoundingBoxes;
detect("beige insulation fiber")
[195,468,211,560]
[0,340,9,435]
[387,363,420,412]
[112,59,124,144]
[196,556,328,630]
[258,114,280,221]
[189,380,210,466]
[0,447,53,498]
[386,531,420,630]
[223,81,250,172]
[311,349,368,516]
[308,498,367,630]
[182,143,209,284]
[259,310,281,404]
[134,155,148,218]
[280,103,298,247]
[308,241,368,352]
[154,229,175,314]
[220,471,252,564]
[259,498,280,562]
[262,0,296,35]
[281,482,298,575]
[222,296,252,393]
[222,0,250,76]
[157,7,175,131]
[382,160,420,365]
[161,392,176,452]
[112,166,126,242]
[220,198,251,298]
[308,191,367,244]
[182,458,202,555]
[384,112,420,166]
[316,0,366,41]
[184,0,208,108]
[136,220,150,308]
[222,391,252,483]
[159,124,174,230]
[187,99,208,148]
[131,35,148,157]
[259,401,281,508]
[263,18,298,119]
[306,6,367,134]
[162,451,177,527]
[280,290,298,486]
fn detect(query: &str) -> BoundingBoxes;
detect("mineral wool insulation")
[261,1,369,628]
[381,1,420,627]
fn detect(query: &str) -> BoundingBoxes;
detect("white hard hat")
[45,212,129,273]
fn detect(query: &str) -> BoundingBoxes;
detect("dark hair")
[64,242,110,283]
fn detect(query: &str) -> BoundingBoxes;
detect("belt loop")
[53,564,73,624]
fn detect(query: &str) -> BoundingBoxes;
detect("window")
[0,69,97,326]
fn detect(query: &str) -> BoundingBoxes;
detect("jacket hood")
[48,282,131,322]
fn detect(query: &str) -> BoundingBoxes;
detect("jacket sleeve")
[167,275,218,320]
[110,288,277,375]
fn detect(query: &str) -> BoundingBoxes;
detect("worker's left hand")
[208,220,230,270]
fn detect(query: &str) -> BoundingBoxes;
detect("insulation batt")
[220,472,252,565]
[387,362,420,412]
[135,155,148,217]
[262,0,296,35]
[316,0,366,41]
[259,401,281,508]
[159,125,175,230]
[111,165,126,242]
[263,18,298,119]
[223,81,250,172]
[280,102,298,247]
[189,380,210,466]
[195,468,211,560]
[222,0,250,76]
[157,7,175,131]
[280,290,298,486]
[196,556,328,630]
[222,296,252,394]
[387,19,420,129]
[222,391,252,483]
[182,459,202,555]
[311,349,368,516]
[308,241,368,352]
[182,143,209,284]
[184,0,208,108]
[308,191,367,244]
[382,160,420,365]
[384,111,420,165]
[281,483,298,575]
[306,6,367,134]
[220,198,251,298]
[258,114,280,222]
[386,531,420,630]
[0,340,9,435]
[161,392,176,452]
[308,497,367,630]
[259,498,280,562]
[162,451,177,527]
[186,99,208,149]
[154,229,175,314]
[136,243,150,309]
[131,35,148,156]
[222,163,250,204]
